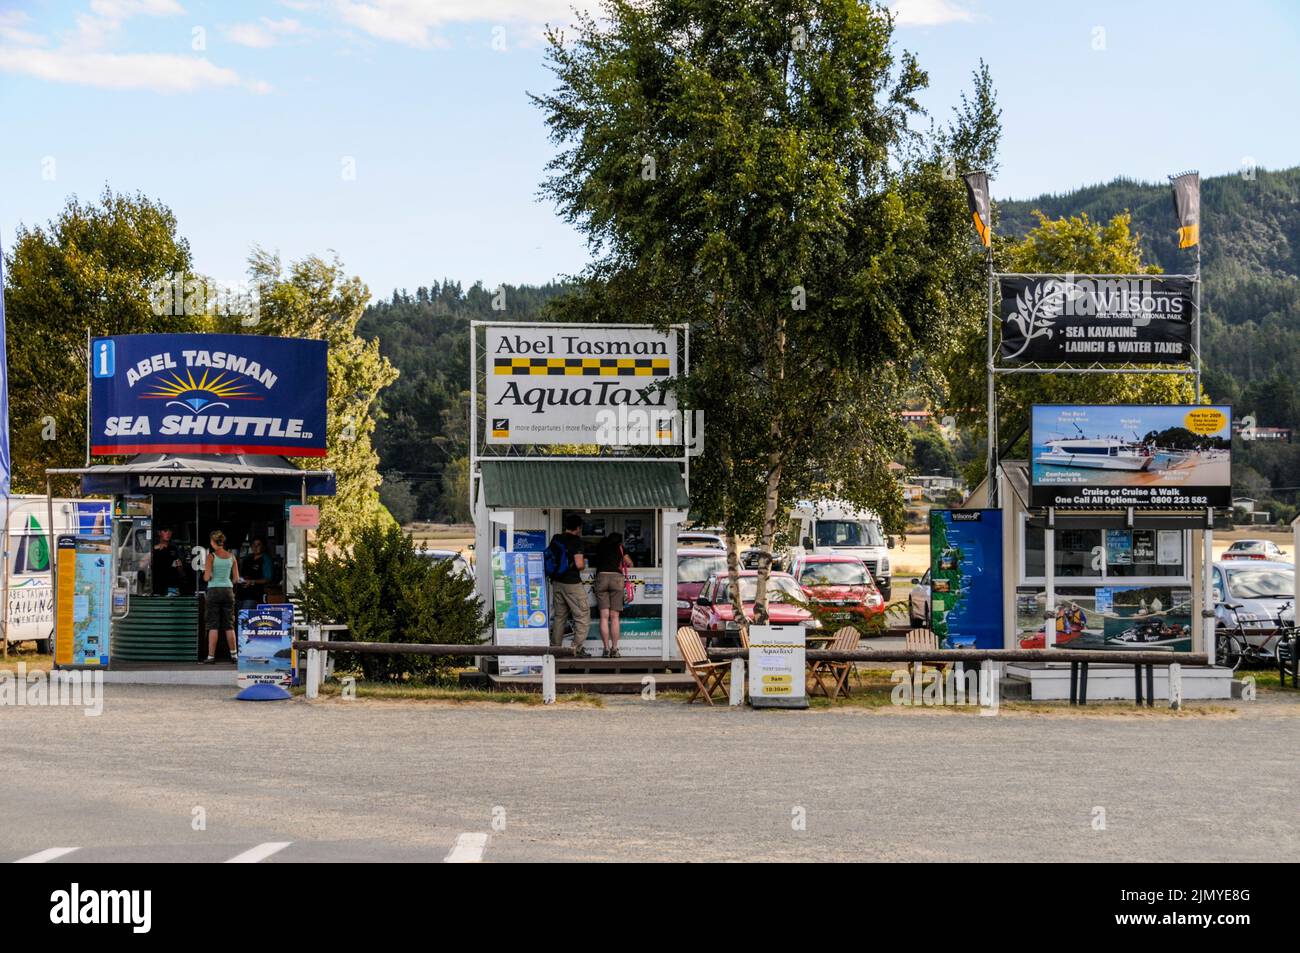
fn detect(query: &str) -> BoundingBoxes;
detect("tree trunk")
[752,312,787,624]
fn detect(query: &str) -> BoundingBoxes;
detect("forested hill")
[998,166,1300,428]
[357,281,572,522]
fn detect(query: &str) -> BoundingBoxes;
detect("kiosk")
[470,321,693,662]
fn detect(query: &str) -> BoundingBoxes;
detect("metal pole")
[1194,244,1202,402]
[1043,508,1056,648]
[985,249,997,507]
[1203,510,1216,666]
[46,478,56,663]
[84,329,91,467]
[468,323,478,521]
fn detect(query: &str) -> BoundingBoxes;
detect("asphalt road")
[3,684,1298,862]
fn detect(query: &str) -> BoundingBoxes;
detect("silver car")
[1213,560,1295,657]
[909,570,931,626]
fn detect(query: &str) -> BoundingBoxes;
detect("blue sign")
[0,236,10,495]
[929,510,1004,650]
[90,334,328,457]
[237,604,296,688]
[495,529,547,553]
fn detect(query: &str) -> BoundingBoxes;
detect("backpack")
[544,535,571,580]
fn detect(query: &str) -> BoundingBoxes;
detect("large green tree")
[534,0,997,617]
[242,250,399,546]
[3,189,200,492]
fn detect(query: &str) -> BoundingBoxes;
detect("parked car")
[678,531,725,550]
[782,500,893,599]
[789,553,884,625]
[690,570,819,638]
[740,547,786,571]
[419,549,473,581]
[1223,539,1290,561]
[909,569,931,626]
[1213,559,1296,659]
[676,547,728,625]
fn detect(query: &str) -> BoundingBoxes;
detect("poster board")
[747,625,807,709]
[53,534,112,668]
[492,550,549,675]
[928,510,1004,649]
[237,604,296,688]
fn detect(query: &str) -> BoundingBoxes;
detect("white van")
[4,496,110,652]
[784,500,894,599]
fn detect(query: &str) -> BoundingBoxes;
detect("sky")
[1,0,1298,299]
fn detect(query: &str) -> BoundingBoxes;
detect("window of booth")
[564,510,657,568]
[1021,518,1189,585]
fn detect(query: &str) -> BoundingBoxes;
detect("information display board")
[237,604,295,688]
[54,535,112,668]
[492,550,549,675]
[929,510,1004,650]
[747,625,807,709]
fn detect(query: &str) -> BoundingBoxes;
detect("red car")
[690,570,817,637]
[790,554,885,623]
[676,548,728,625]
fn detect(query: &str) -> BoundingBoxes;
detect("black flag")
[962,171,991,247]
[1170,171,1200,249]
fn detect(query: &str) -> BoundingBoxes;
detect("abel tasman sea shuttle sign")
[90,334,328,456]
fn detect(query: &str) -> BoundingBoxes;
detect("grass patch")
[1242,668,1300,692]
[0,652,52,672]
[298,679,604,707]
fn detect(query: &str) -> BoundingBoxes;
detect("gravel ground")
[2,684,1298,862]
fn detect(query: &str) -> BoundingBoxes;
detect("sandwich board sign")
[747,625,807,709]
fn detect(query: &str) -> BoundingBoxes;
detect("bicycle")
[1216,600,1292,672]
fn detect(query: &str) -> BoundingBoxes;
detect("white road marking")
[14,847,79,863]
[225,841,292,863]
[444,832,489,863]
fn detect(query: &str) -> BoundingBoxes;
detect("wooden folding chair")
[677,626,730,705]
[905,627,941,683]
[808,626,860,699]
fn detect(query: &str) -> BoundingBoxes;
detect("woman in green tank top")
[201,530,242,664]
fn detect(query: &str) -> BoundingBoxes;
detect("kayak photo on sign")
[1029,404,1231,508]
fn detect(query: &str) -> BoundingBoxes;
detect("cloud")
[890,0,976,27]
[333,0,578,48]
[0,47,270,94]
[0,11,46,46]
[226,17,307,49]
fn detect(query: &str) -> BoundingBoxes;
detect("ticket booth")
[46,453,334,667]
[473,459,690,659]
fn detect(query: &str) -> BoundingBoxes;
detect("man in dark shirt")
[238,537,274,609]
[150,526,183,596]
[549,513,590,655]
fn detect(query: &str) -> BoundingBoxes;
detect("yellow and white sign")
[748,625,807,709]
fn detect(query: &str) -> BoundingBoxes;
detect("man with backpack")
[546,512,591,656]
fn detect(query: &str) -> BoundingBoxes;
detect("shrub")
[297,521,485,682]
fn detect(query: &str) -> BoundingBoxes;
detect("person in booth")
[547,512,590,656]
[201,530,242,664]
[593,532,633,658]
[150,525,183,596]
[238,536,274,610]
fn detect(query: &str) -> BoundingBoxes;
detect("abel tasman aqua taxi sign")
[90,334,327,457]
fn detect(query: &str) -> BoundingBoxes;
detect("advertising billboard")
[928,509,1004,649]
[485,325,678,445]
[90,334,328,456]
[1015,586,1193,652]
[999,276,1195,364]
[1030,405,1231,509]
[237,604,296,688]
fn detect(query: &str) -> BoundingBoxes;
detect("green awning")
[480,460,689,510]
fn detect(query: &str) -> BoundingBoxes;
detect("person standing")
[547,513,590,656]
[201,530,242,664]
[593,532,633,658]
[238,536,274,610]
[150,526,183,596]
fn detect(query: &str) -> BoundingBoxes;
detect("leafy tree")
[296,522,484,682]
[910,427,959,477]
[533,0,996,619]
[241,250,399,546]
[378,474,419,526]
[3,188,201,492]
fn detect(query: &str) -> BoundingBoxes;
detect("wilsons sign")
[90,334,328,456]
[999,276,1195,364]
[485,325,679,445]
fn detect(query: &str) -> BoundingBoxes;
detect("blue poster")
[495,529,547,553]
[237,604,296,687]
[929,510,1004,650]
[89,334,327,457]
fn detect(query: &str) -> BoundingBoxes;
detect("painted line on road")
[444,832,489,863]
[14,847,79,864]
[225,841,292,864]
